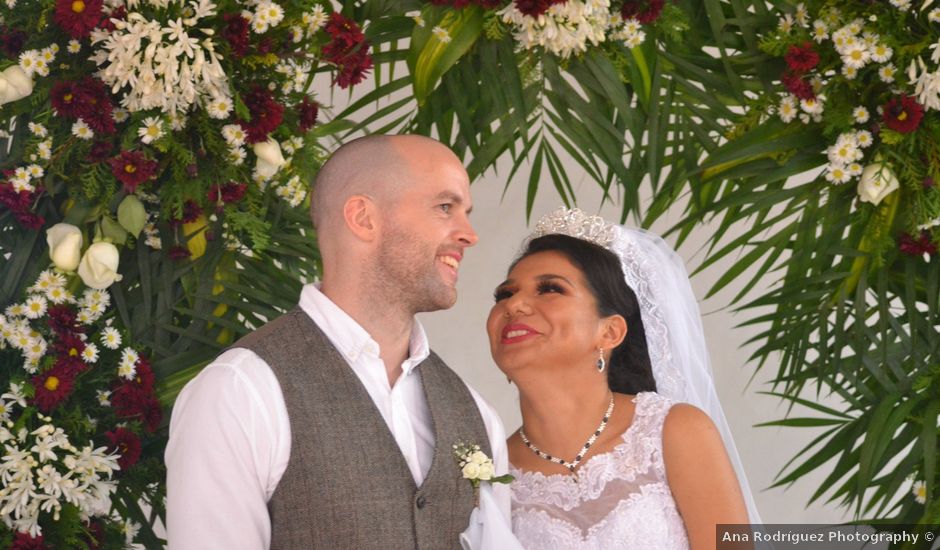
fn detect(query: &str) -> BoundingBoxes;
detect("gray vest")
[231,308,491,550]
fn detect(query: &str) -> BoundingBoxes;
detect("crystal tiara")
[532,207,617,249]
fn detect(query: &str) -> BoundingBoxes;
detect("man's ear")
[599,314,628,351]
[342,195,377,242]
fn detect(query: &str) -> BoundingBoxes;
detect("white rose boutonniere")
[453,442,513,489]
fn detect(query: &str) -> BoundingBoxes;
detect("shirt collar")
[298,284,430,374]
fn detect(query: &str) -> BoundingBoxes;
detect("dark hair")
[511,233,656,394]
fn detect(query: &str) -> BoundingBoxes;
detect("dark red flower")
[53,332,86,360]
[781,72,815,100]
[16,211,45,230]
[54,0,104,39]
[239,86,284,144]
[84,521,106,550]
[31,364,76,412]
[298,98,319,133]
[620,0,664,24]
[882,95,924,134]
[109,151,158,193]
[0,27,27,59]
[323,13,373,89]
[47,304,80,335]
[898,231,937,257]
[11,532,49,550]
[222,14,251,58]
[208,182,248,204]
[173,200,203,224]
[54,354,87,375]
[784,42,819,73]
[49,78,115,134]
[106,427,142,470]
[142,397,163,432]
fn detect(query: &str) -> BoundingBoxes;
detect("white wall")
[418,158,849,524]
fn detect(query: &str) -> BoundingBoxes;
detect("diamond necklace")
[519,392,615,473]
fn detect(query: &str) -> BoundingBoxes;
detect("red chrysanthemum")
[222,13,251,58]
[11,532,49,550]
[171,200,203,225]
[88,140,114,163]
[109,151,158,193]
[323,14,373,89]
[53,332,87,360]
[513,0,565,17]
[620,0,664,24]
[54,0,104,39]
[47,304,81,335]
[106,427,142,470]
[31,364,76,412]
[142,397,163,432]
[298,98,319,133]
[784,42,819,73]
[882,95,924,133]
[898,231,938,257]
[781,72,815,100]
[239,86,285,144]
[49,78,115,133]
[208,182,248,204]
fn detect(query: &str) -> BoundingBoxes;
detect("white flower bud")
[461,462,481,480]
[253,138,286,179]
[46,223,83,271]
[77,242,123,289]
[0,66,34,106]
[857,160,899,205]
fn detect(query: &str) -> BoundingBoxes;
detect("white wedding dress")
[510,392,690,550]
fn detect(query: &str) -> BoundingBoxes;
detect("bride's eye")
[537,281,565,295]
[493,288,512,302]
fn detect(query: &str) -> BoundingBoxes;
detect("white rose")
[857,160,899,205]
[77,242,123,289]
[469,451,489,466]
[253,138,286,179]
[0,66,34,106]
[46,223,83,271]
[461,462,481,480]
[476,462,494,481]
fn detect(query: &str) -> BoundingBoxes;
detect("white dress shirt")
[165,284,511,550]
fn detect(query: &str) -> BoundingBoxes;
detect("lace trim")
[512,483,688,549]
[510,392,675,511]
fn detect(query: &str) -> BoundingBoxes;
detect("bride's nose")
[504,294,532,317]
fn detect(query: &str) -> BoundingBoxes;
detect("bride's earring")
[596,348,606,373]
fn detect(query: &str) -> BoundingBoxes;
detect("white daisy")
[794,3,808,26]
[929,9,940,23]
[138,117,164,144]
[812,20,828,43]
[228,147,247,165]
[112,109,129,123]
[81,343,99,364]
[432,26,451,43]
[207,96,233,119]
[870,44,892,63]
[26,164,44,178]
[28,123,47,137]
[67,40,81,54]
[39,47,55,63]
[24,295,48,319]
[825,164,852,184]
[847,162,864,176]
[304,5,328,33]
[33,58,49,77]
[71,119,94,140]
[101,327,122,349]
[412,14,425,27]
[912,480,927,504]
[852,106,870,124]
[800,96,824,114]
[889,0,911,10]
[778,14,794,33]
[260,1,284,26]
[44,286,71,304]
[842,64,859,80]
[221,124,247,147]
[38,139,52,160]
[878,64,896,83]
[779,96,798,122]
[856,130,873,148]
[48,43,59,54]
[96,390,111,407]
[624,31,645,49]
[5,303,26,317]
[18,50,38,76]
[842,45,870,69]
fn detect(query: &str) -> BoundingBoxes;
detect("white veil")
[534,207,762,524]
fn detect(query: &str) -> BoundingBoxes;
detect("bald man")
[165,135,511,549]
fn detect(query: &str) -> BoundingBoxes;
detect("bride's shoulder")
[660,402,726,461]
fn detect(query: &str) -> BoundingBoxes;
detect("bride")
[486,208,758,549]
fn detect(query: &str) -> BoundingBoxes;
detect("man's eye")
[439,203,452,213]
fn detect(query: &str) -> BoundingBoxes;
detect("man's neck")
[320,280,414,387]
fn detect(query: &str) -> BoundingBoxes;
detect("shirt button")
[416,496,428,509]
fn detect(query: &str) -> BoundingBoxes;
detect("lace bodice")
[510,392,689,550]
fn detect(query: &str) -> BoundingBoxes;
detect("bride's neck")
[516,377,612,456]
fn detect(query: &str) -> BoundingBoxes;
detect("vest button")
[416,495,428,509]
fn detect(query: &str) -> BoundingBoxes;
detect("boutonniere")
[453,441,514,489]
